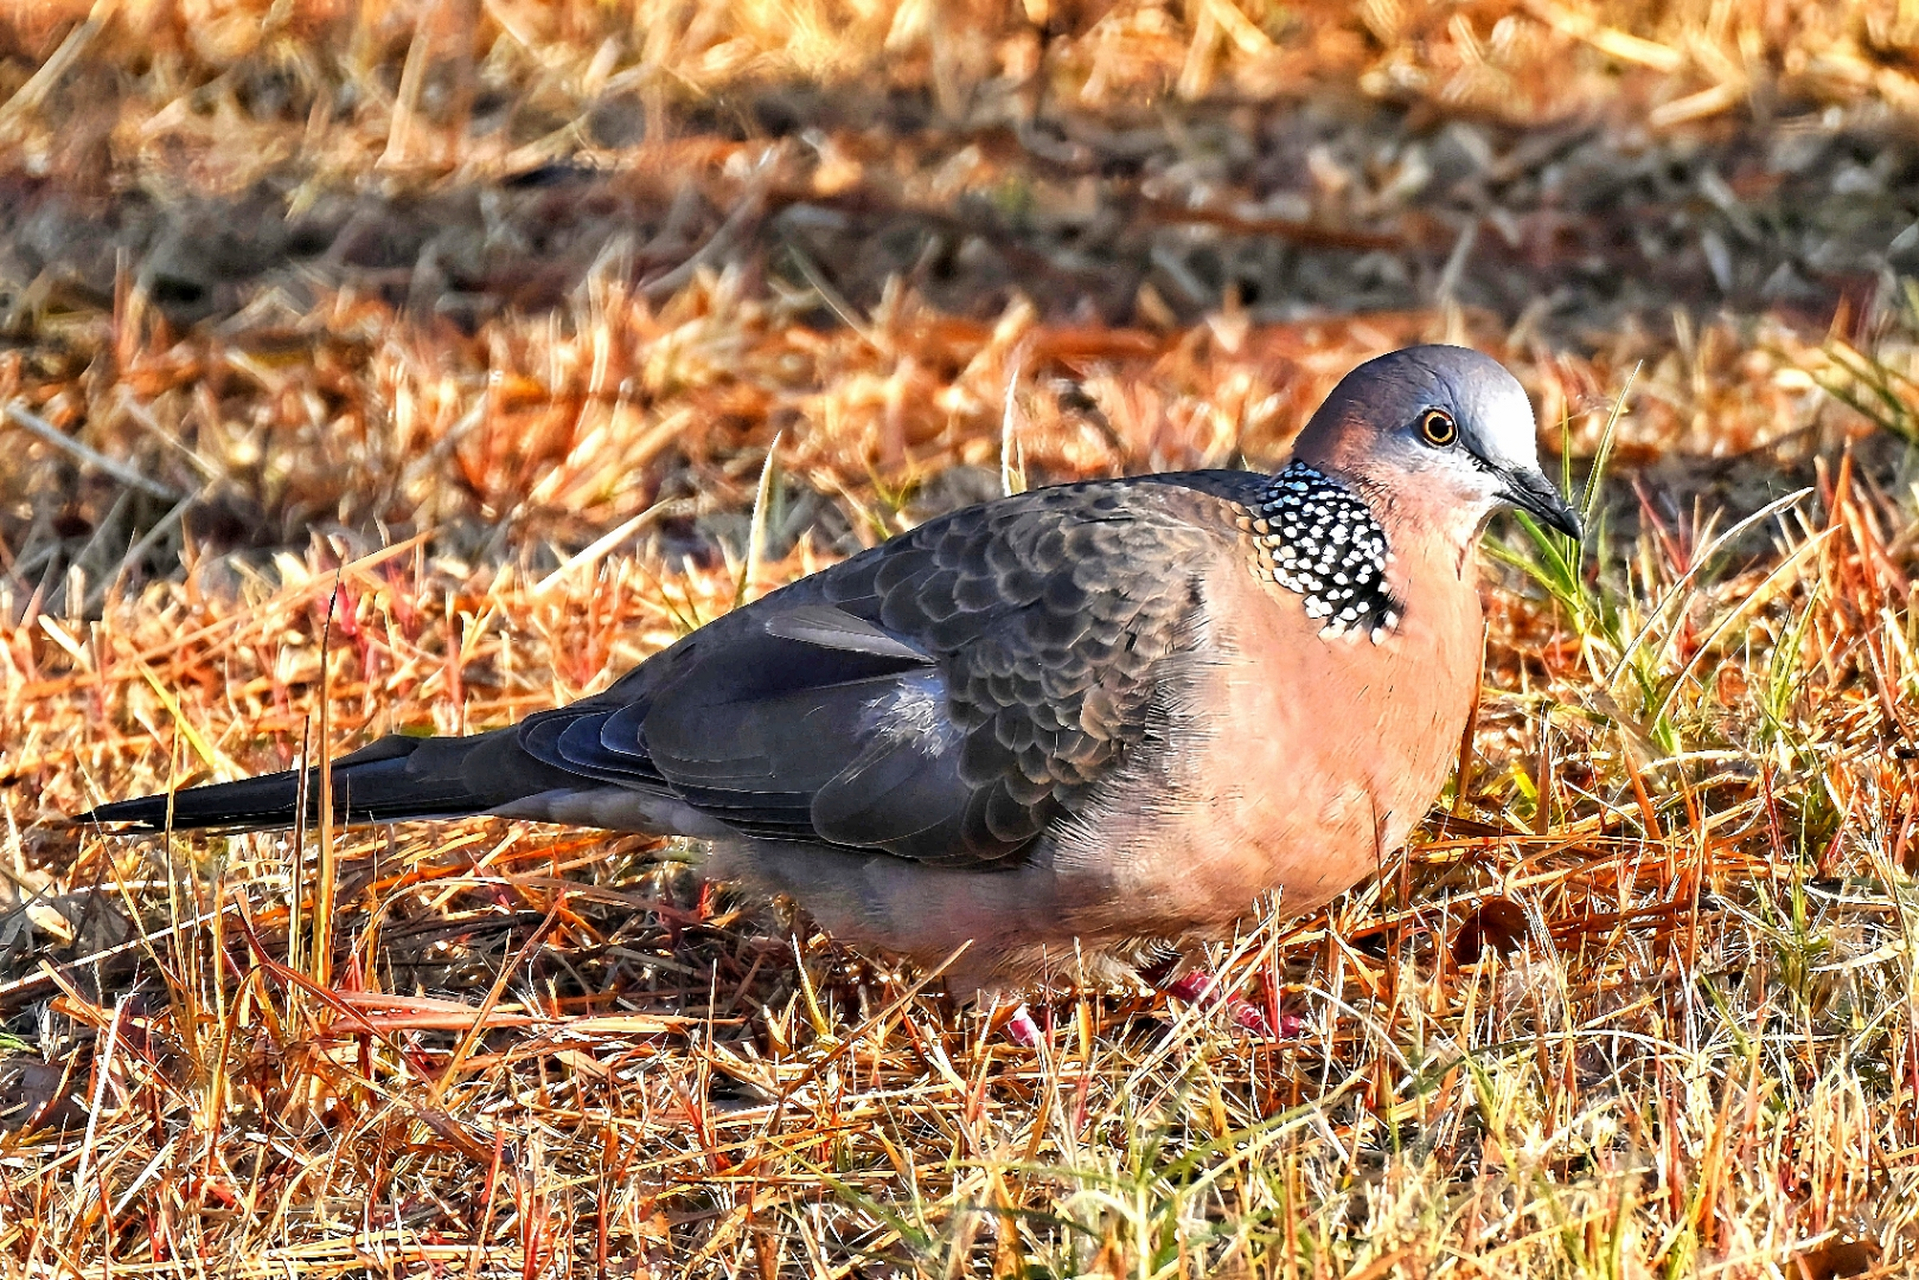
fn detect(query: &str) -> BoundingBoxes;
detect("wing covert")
[518,481,1227,865]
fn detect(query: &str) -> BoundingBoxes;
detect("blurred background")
[4,0,1917,590]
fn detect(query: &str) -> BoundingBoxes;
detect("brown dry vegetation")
[2,1,1918,1276]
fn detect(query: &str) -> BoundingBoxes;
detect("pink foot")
[1164,971,1221,1005]
[1004,1002,1043,1048]
[1163,969,1299,1038]
[1229,999,1273,1036]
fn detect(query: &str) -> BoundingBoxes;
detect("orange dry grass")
[1,1,1918,1277]
[5,0,1919,178]
[7,414,1917,1274]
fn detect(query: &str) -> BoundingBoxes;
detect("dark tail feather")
[80,729,584,831]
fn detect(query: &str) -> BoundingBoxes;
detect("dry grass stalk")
[1,2,1917,1277]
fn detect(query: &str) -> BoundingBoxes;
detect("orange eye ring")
[1418,407,1458,447]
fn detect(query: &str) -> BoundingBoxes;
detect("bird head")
[1292,345,1581,549]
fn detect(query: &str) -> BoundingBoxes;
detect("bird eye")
[1418,408,1457,447]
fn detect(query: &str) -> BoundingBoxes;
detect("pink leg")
[1163,969,1300,1037]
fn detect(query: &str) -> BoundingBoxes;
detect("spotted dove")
[84,345,1580,1001]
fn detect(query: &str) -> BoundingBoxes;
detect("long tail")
[80,729,584,831]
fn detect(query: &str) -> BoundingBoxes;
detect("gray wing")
[518,480,1225,867]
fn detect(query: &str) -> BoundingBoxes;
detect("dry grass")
[2,2,1918,1276]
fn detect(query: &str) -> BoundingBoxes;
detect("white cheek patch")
[1463,382,1543,476]
[1457,461,1513,505]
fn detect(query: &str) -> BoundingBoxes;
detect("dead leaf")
[1453,897,1530,964]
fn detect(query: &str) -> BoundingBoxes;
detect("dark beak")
[1502,468,1583,540]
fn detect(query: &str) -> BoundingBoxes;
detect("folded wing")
[86,480,1225,868]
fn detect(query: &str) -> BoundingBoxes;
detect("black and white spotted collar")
[1242,461,1403,643]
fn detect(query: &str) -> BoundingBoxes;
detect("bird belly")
[703,837,1088,1000]
[488,786,738,837]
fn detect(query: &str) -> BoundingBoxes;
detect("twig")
[5,401,185,504]
[83,482,210,615]
[0,0,111,130]
[739,432,783,606]
[0,898,253,1008]
[640,186,769,301]
[530,498,680,597]
[71,993,128,1218]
